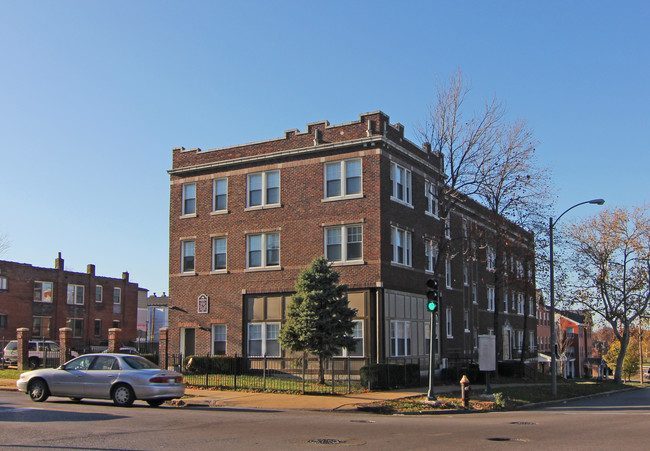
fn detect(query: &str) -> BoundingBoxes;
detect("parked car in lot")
[16,353,184,407]
[2,340,78,369]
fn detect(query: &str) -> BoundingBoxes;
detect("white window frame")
[463,263,469,286]
[446,307,453,338]
[67,284,84,305]
[181,182,197,216]
[425,240,438,273]
[181,240,195,274]
[390,162,412,206]
[324,224,363,263]
[518,293,525,315]
[390,321,411,357]
[34,281,53,303]
[247,170,280,208]
[113,287,121,305]
[247,322,281,357]
[212,236,227,271]
[445,258,452,288]
[486,246,495,271]
[95,285,103,303]
[324,159,362,200]
[444,216,451,239]
[246,232,280,269]
[487,286,495,312]
[0,276,7,290]
[337,320,364,357]
[504,292,509,313]
[424,181,439,217]
[212,177,228,213]
[212,324,227,355]
[464,310,470,332]
[391,226,412,267]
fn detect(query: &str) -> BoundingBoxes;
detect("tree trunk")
[318,355,325,385]
[614,327,630,384]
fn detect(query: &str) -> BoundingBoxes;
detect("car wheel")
[112,384,135,407]
[28,357,40,369]
[146,399,165,407]
[28,379,50,402]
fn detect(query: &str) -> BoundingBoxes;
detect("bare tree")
[567,206,650,383]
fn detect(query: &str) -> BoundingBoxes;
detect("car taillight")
[150,376,183,384]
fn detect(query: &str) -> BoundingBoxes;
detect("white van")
[2,340,77,368]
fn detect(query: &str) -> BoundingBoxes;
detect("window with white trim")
[0,276,7,290]
[213,177,228,212]
[247,171,280,208]
[464,310,470,332]
[445,258,452,288]
[517,292,525,315]
[181,240,195,273]
[390,321,411,357]
[504,292,508,313]
[212,324,227,355]
[486,246,495,271]
[487,286,495,312]
[529,296,535,317]
[324,159,362,199]
[390,162,412,205]
[444,216,451,239]
[95,285,103,303]
[248,322,280,356]
[425,239,438,273]
[325,225,362,263]
[424,181,438,217]
[336,320,364,357]
[212,237,227,271]
[182,183,196,216]
[462,218,468,238]
[391,226,412,266]
[446,307,453,338]
[463,263,469,286]
[34,281,53,303]
[67,284,84,305]
[247,233,280,269]
[113,287,121,305]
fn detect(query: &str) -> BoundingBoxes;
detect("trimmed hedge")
[182,355,247,375]
[360,363,420,390]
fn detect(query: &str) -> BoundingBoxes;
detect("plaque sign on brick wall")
[197,294,209,314]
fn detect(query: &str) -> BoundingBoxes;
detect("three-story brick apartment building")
[167,111,537,371]
[0,253,141,347]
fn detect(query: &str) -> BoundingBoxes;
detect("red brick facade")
[0,254,140,347]
[168,111,537,367]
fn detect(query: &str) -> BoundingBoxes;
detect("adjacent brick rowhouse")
[167,111,537,370]
[0,253,142,348]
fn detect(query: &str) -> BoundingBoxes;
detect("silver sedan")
[16,353,185,407]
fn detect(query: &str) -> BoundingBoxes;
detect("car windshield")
[4,342,17,351]
[122,356,160,370]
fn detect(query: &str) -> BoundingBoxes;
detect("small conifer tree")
[279,256,357,384]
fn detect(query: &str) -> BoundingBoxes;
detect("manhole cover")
[307,439,347,445]
[510,421,536,425]
[487,437,511,441]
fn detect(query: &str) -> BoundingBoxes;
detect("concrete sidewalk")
[0,376,505,412]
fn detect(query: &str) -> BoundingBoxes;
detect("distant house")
[146,293,169,342]
[556,310,594,378]
[0,253,142,347]
[536,292,552,374]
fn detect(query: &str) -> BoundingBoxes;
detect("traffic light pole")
[427,310,436,401]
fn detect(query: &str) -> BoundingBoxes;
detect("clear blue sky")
[1,1,648,296]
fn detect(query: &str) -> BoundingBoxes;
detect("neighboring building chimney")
[87,264,95,276]
[423,142,432,153]
[55,252,64,270]
[122,271,129,282]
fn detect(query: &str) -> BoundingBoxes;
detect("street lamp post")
[549,198,604,396]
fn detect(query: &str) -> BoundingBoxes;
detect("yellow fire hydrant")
[460,375,470,408]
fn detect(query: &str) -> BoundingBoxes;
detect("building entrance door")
[180,328,195,358]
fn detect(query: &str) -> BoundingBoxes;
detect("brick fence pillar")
[17,328,30,371]
[108,328,122,353]
[159,327,169,370]
[59,327,72,365]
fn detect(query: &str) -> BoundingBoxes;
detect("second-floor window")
[67,284,84,305]
[247,171,280,208]
[34,281,53,303]
[425,240,438,273]
[325,225,362,263]
[182,183,196,216]
[486,246,496,271]
[391,226,412,266]
[487,286,495,311]
[247,232,280,268]
[445,258,452,288]
[325,159,362,199]
[390,162,412,205]
[212,237,227,271]
[95,285,103,303]
[113,287,121,305]
[181,240,195,273]
[213,178,228,212]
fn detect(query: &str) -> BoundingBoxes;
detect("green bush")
[182,355,247,375]
[360,363,420,390]
[440,365,484,384]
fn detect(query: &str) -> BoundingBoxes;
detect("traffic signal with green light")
[426,278,439,312]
